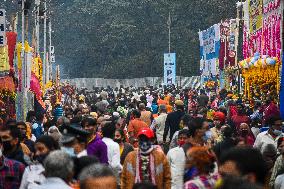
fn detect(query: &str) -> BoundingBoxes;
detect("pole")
[236,2,242,94]
[168,12,171,53]
[36,0,40,55]
[49,18,52,81]
[21,0,26,121]
[43,0,47,85]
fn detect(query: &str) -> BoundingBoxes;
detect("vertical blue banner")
[164,53,176,86]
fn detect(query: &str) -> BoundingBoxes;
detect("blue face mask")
[61,147,75,157]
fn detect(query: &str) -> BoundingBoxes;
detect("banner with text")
[198,24,220,76]
[164,53,176,86]
[249,0,263,34]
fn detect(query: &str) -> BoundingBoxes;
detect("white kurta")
[167,146,186,189]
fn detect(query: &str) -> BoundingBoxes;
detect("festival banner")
[198,24,220,76]
[0,9,6,46]
[163,53,176,86]
[249,0,263,34]
[219,20,237,70]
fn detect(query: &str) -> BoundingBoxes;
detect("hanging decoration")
[239,52,281,100]
[6,32,17,73]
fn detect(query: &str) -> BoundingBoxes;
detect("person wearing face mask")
[167,129,189,189]
[0,136,25,189]
[121,127,171,189]
[269,137,284,189]
[114,128,134,165]
[17,122,35,154]
[238,123,255,146]
[0,126,27,165]
[59,124,90,158]
[19,135,59,189]
[254,115,283,153]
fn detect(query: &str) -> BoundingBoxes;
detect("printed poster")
[249,0,263,34]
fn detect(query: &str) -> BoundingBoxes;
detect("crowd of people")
[0,85,283,189]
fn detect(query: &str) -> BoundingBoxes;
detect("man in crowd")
[139,103,153,126]
[128,110,149,138]
[231,104,250,132]
[101,122,122,176]
[82,117,108,164]
[34,150,74,189]
[262,97,280,125]
[163,100,185,143]
[219,147,267,185]
[79,163,117,189]
[197,89,209,109]
[121,127,171,189]
[32,114,45,139]
[167,129,189,189]
[151,104,168,144]
[17,122,35,153]
[254,115,283,152]
[0,137,25,189]
[60,124,90,157]
[210,111,226,144]
[0,126,27,165]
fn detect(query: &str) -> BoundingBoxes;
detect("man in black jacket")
[163,100,185,143]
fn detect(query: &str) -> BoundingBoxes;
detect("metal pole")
[43,0,47,85]
[49,18,52,81]
[21,0,26,121]
[168,12,171,53]
[36,0,40,55]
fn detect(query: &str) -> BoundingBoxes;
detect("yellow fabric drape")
[0,46,10,72]
[17,43,22,70]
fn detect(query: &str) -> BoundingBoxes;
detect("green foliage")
[2,0,239,79]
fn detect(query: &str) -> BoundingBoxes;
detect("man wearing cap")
[60,124,91,158]
[163,100,185,143]
[121,127,171,189]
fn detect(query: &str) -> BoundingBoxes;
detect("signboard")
[164,53,176,86]
[50,46,55,62]
[0,9,6,46]
[249,0,263,34]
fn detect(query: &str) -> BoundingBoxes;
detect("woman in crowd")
[114,128,134,165]
[184,146,219,189]
[19,135,60,189]
[237,123,255,146]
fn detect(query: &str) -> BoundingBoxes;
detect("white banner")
[0,9,6,46]
[164,53,176,86]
